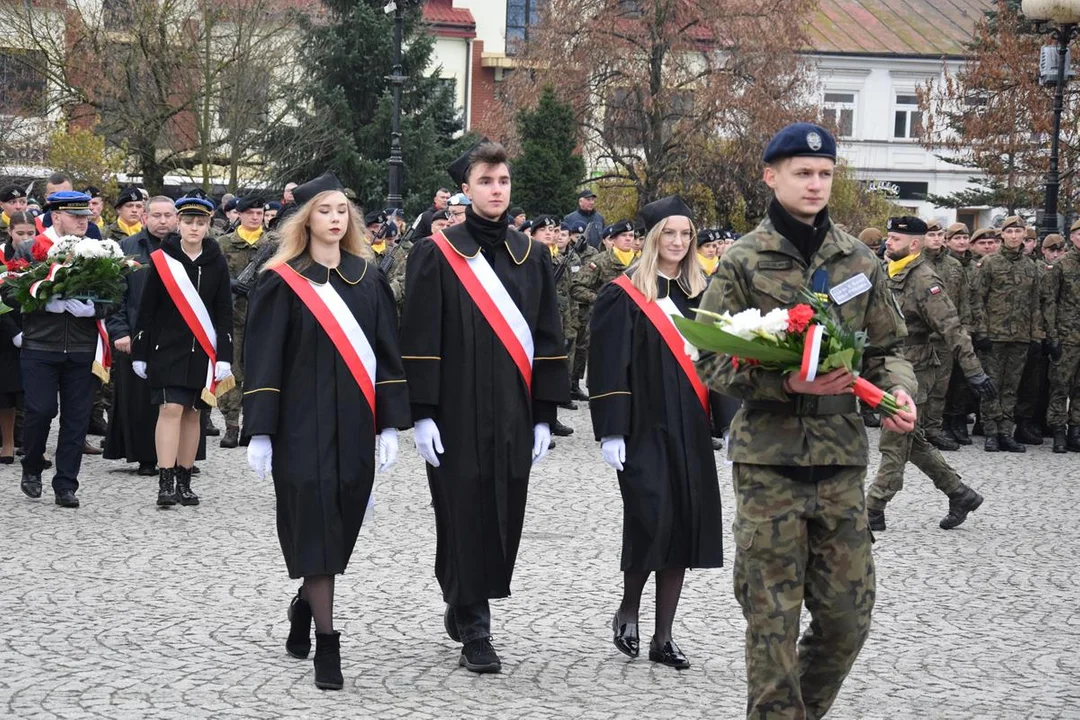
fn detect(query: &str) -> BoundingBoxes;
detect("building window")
[894,94,922,139]
[0,49,47,117]
[822,92,855,138]
[506,0,546,54]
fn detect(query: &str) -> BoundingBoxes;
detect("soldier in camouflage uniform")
[970,216,1042,452]
[568,225,598,399]
[1042,227,1080,452]
[920,219,971,450]
[943,222,978,444]
[695,124,917,720]
[104,186,145,241]
[867,218,994,532]
[1013,237,1058,445]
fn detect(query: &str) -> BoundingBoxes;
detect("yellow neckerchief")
[117,218,142,236]
[371,240,386,255]
[613,247,635,267]
[236,225,263,245]
[549,245,559,258]
[1,212,9,228]
[697,252,719,275]
[95,219,105,231]
[887,251,920,278]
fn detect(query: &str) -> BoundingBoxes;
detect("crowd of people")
[1,121,1077,719]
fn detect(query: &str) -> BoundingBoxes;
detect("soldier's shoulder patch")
[929,285,942,295]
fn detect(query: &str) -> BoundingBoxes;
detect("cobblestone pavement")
[2,404,1079,720]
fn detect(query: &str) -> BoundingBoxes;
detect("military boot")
[1014,419,1043,445]
[174,465,199,506]
[950,415,973,445]
[570,383,588,401]
[867,507,886,532]
[983,435,998,452]
[220,426,239,449]
[1053,427,1068,454]
[997,434,1026,453]
[1068,426,1080,452]
[940,486,984,529]
[157,467,177,507]
[927,432,959,451]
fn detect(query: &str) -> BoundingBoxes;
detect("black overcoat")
[400,223,570,605]
[241,252,410,579]
[588,270,724,572]
[132,234,233,389]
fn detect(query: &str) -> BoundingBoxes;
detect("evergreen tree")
[263,0,474,215]
[512,86,586,216]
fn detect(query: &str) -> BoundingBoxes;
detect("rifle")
[232,240,277,297]
[378,214,423,274]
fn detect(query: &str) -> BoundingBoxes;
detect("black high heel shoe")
[648,637,690,669]
[612,611,639,658]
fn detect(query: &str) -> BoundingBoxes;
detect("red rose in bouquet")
[4,258,29,273]
[30,241,48,262]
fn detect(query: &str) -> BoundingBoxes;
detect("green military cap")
[1070,218,1080,233]
[1042,233,1066,250]
[1025,226,1036,239]
[1001,215,1025,230]
[945,222,969,238]
[857,227,882,246]
[971,227,1000,241]
[924,219,942,232]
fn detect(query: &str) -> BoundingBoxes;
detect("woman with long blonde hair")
[241,172,409,690]
[587,195,723,670]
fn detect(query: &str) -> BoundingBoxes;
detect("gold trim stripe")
[588,390,631,400]
[534,355,568,361]
[243,387,280,395]
[402,355,441,360]
[375,379,407,386]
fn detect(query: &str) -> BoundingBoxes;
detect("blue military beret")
[263,201,282,212]
[762,122,837,164]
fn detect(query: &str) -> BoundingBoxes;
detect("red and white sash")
[612,274,710,416]
[271,265,377,418]
[150,249,232,405]
[430,232,534,391]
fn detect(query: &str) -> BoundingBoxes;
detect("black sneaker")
[459,638,501,674]
[55,489,80,508]
[20,471,42,499]
[552,420,574,437]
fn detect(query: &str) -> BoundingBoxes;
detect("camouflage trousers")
[919,342,953,439]
[565,331,579,383]
[733,463,874,720]
[1047,343,1080,427]
[572,323,589,384]
[868,426,962,511]
[978,342,1029,436]
[217,318,245,428]
[91,381,111,428]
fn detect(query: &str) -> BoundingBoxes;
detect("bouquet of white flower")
[5,235,139,313]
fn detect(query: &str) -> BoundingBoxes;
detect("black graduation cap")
[447,137,491,187]
[235,195,263,213]
[886,216,927,235]
[292,171,344,206]
[637,195,693,233]
[115,185,143,209]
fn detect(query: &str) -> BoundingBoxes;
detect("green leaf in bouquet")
[673,315,802,365]
[819,347,855,373]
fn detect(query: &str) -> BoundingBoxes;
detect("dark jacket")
[20,303,108,355]
[132,233,234,389]
[106,229,167,342]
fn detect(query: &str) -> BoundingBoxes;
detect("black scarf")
[768,198,830,265]
[465,206,508,261]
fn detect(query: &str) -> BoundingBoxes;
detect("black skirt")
[151,386,209,410]
[0,391,20,409]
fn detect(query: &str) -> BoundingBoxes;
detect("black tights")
[618,568,686,645]
[302,575,335,634]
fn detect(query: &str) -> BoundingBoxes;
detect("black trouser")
[20,349,98,493]
[448,600,491,644]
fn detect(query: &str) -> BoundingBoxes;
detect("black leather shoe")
[552,420,574,437]
[983,435,999,452]
[191,465,201,475]
[950,416,973,445]
[1068,426,1080,452]
[1014,420,1043,445]
[157,467,177,506]
[0,454,14,464]
[286,588,312,659]
[137,462,157,476]
[55,489,80,508]
[444,605,460,643]
[460,638,502,674]
[997,434,1026,453]
[175,466,199,506]
[612,611,639,658]
[648,637,690,669]
[867,508,886,532]
[20,471,42,499]
[711,437,724,451]
[927,432,959,451]
[86,419,108,436]
[548,439,557,450]
[570,384,588,401]
[940,486,983,530]
[559,400,578,411]
[1054,427,1068,453]
[313,632,344,690]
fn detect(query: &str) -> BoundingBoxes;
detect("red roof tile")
[808,0,992,56]
[423,0,475,29]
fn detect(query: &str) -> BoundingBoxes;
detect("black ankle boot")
[286,588,312,659]
[313,632,344,690]
[174,465,199,506]
[157,467,177,506]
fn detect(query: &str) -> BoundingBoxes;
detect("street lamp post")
[1023,0,1080,235]
[386,1,406,210]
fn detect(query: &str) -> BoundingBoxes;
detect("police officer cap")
[762,122,837,164]
[886,216,927,235]
[533,214,559,230]
[971,227,1000,242]
[637,195,693,232]
[364,210,386,226]
[292,171,344,206]
[1042,233,1066,250]
[46,190,93,216]
[447,137,492,187]
[264,201,282,212]
[0,184,24,202]
[235,195,264,213]
[1001,215,1025,230]
[945,222,970,238]
[447,193,471,207]
[175,196,215,217]
[114,185,143,209]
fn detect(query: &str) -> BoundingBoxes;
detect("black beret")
[519,219,534,232]
[637,195,693,233]
[364,210,386,226]
[264,201,282,212]
[114,185,143,208]
[0,184,25,202]
[509,206,524,217]
[603,220,635,238]
[886,216,928,235]
[568,221,586,234]
[83,186,101,199]
[697,228,720,245]
[182,187,209,200]
[224,198,238,212]
[293,171,344,206]
[532,214,558,229]
[762,122,837,164]
[235,195,263,213]
[447,137,492,186]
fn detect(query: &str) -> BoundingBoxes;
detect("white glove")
[414,418,444,468]
[247,435,273,479]
[132,361,147,379]
[601,435,626,471]
[377,428,398,473]
[63,299,95,317]
[11,332,22,348]
[44,297,65,314]
[214,361,232,381]
[532,422,551,464]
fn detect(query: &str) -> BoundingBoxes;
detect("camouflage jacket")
[383,238,413,310]
[925,246,971,330]
[220,230,270,321]
[887,254,981,383]
[1041,245,1080,345]
[552,247,586,337]
[970,246,1044,342]
[570,249,629,306]
[694,216,915,467]
[103,222,138,241]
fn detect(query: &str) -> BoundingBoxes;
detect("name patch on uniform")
[829,273,872,305]
[929,285,942,295]
[758,260,792,270]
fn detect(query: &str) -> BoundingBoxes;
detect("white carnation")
[759,308,790,336]
[73,238,104,258]
[723,308,765,341]
[99,239,124,258]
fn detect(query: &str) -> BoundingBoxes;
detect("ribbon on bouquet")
[797,324,825,382]
[28,262,66,299]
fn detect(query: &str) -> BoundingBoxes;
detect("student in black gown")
[242,172,409,691]
[587,195,724,670]
[0,212,34,461]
